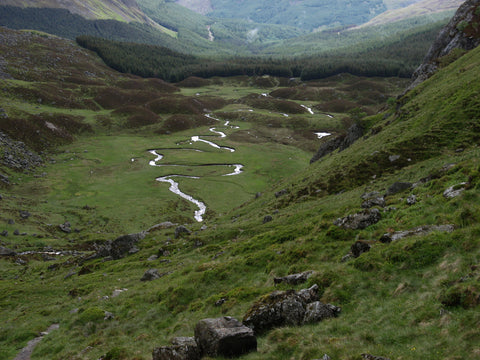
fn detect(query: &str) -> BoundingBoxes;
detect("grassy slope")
[1,29,480,360]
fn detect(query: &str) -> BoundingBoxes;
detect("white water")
[209,128,227,138]
[301,105,314,115]
[149,114,243,222]
[191,136,235,152]
[155,175,206,222]
[315,132,331,139]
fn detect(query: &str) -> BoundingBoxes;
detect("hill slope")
[1,0,159,26]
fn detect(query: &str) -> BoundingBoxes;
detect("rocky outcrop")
[379,224,455,243]
[443,182,468,198]
[95,232,145,260]
[333,208,381,230]
[274,270,314,285]
[175,225,191,239]
[310,123,363,164]
[0,131,43,172]
[194,317,257,358]
[0,246,16,256]
[243,285,340,334]
[140,269,161,281]
[153,337,200,360]
[408,0,480,90]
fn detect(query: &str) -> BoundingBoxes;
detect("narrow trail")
[14,324,59,360]
[148,114,243,222]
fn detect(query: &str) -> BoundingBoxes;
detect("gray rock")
[334,208,381,230]
[194,317,257,357]
[297,284,320,304]
[175,225,191,239]
[1,230,7,237]
[59,221,71,233]
[361,196,385,209]
[147,222,178,232]
[147,255,159,261]
[275,189,289,198]
[104,311,115,320]
[379,224,455,243]
[274,271,314,285]
[153,337,200,360]
[141,268,161,281]
[385,182,412,196]
[13,229,20,236]
[303,302,341,324]
[406,194,417,205]
[96,232,145,260]
[361,354,391,360]
[388,154,401,162]
[243,285,323,334]
[351,241,371,258]
[0,174,9,185]
[361,191,381,200]
[263,215,273,224]
[443,182,467,198]
[0,246,16,256]
[19,210,31,219]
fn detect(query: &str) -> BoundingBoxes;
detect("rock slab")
[194,317,257,358]
[153,337,200,360]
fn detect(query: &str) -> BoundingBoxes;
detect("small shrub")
[440,284,480,309]
[78,307,105,325]
[103,347,128,360]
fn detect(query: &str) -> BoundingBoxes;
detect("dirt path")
[14,324,59,360]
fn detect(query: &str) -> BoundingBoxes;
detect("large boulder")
[96,232,145,260]
[194,317,257,358]
[243,285,339,334]
[333,209,381,230]
[153,337,200,360]
[303,302,341,324]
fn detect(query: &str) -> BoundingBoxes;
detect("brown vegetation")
[156,114,215,133]
[175,76,212,88]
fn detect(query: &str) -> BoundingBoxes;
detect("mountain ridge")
[0,0,164,30]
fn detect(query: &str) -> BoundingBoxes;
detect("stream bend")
[148,115,243,222]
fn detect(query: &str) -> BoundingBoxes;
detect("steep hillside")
[1,0,160,27]
[409,0,480,89]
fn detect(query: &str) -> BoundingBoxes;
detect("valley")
[1,1,480,360]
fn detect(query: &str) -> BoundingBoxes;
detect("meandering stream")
[148,115,244,222]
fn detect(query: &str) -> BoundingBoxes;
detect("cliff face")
[408,0,480,90]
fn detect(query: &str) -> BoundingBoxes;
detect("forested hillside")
[76,19,444,81]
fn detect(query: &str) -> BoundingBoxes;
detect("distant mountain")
[355,0,464,29]
[0,0,162,29]
[178,0,387,31]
